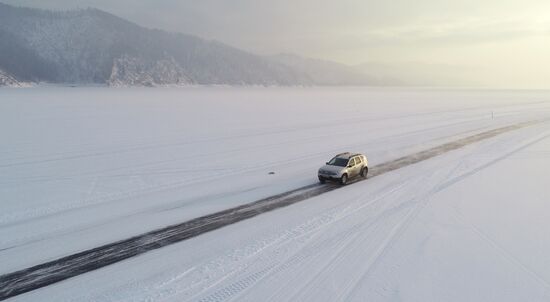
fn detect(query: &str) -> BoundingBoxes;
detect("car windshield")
[328,157,348,167]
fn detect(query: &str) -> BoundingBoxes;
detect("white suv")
[318,152,369,185]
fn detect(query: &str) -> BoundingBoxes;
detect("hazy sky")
[4,0,550,88]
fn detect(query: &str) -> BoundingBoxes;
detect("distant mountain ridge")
[270,54,388,86]
[0,3,383,87]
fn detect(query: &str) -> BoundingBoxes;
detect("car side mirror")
[326,162,329,165]
[347,164,353,168]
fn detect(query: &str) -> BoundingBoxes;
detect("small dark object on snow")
[268,171,275,175]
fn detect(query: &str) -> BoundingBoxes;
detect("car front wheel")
[340,174,348,185]
[318,176,326,184]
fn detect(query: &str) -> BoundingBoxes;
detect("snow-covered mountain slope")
[0,3,378,86]
[0,69,19,86]
[108,55,191,87]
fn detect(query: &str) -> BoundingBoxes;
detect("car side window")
[355,156,362,164]
[348,158,356,167]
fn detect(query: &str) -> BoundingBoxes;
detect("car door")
[348,157,359,177]
[355,156,363,170]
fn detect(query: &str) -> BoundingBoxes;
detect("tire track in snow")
[263,164,462,302]
[213,130,549,302]
[453,212,550,290]
[0,119,544,301]
[186,178,419,302]
[342,130,550,301]
[340,161,470,302]
[199,154,473,302]
[53,178,414,302]
[445,133,550,290]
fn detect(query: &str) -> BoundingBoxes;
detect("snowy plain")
[1,87,550,301]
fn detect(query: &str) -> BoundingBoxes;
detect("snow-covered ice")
[1,87,550,301]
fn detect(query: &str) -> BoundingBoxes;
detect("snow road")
[1,119,542,300]
[2,87,550,301]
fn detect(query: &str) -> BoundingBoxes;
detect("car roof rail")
[335,152,351,158]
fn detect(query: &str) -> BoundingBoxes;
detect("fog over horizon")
[3,0,550,89]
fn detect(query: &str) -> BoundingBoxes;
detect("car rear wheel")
[340,174,348,185]
[361,167,368,178]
